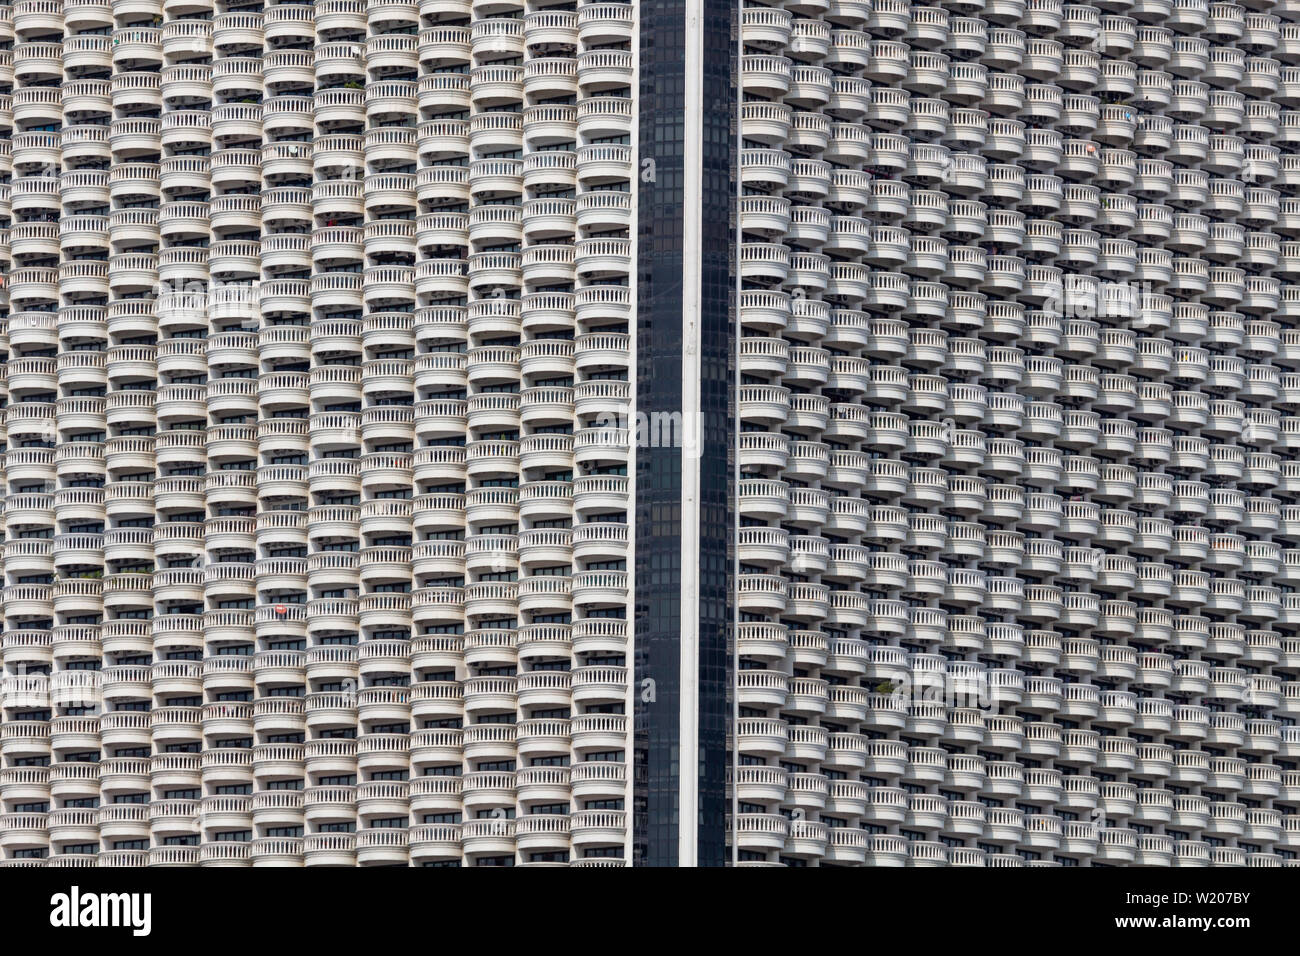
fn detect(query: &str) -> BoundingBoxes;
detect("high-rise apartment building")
[0,0,1298,868]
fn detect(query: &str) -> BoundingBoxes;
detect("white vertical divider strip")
[732,0,744,869]
[680,0,705,868]
[625,5,641,868]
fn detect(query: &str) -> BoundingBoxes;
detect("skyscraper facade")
[0,0,1299,868]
